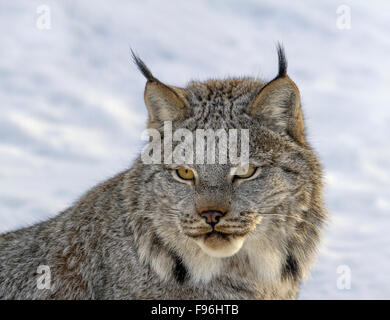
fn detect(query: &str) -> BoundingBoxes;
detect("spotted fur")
[0,46,327,299]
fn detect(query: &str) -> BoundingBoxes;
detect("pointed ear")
[249,45,305,144]
[144,81,188,128]
[131,50,188,128]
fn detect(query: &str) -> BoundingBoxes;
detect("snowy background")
[0,0,389,299]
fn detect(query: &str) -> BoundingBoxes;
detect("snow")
[0,0,389,299]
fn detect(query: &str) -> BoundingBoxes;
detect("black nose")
[200,210,224,227]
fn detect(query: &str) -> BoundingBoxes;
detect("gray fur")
[0,48,327,299]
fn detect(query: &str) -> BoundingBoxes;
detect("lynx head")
[131,46,325,269]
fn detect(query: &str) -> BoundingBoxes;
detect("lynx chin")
[0,45,327,299]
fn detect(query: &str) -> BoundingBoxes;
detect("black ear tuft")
[276,42,288,78]
[131,49,157,82]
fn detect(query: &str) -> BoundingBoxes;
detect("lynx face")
[133,47,323,261]
[172,164,258,258]
[145,125,312,258]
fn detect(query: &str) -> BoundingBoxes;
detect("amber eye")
[176,168,195,180]
[234,165,256,179]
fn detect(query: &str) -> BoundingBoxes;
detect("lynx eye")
[176,168,195,180]
[234,165,256,179]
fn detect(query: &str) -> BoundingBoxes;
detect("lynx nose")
[200,210,224,227]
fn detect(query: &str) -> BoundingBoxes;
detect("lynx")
[0,46,327,299]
